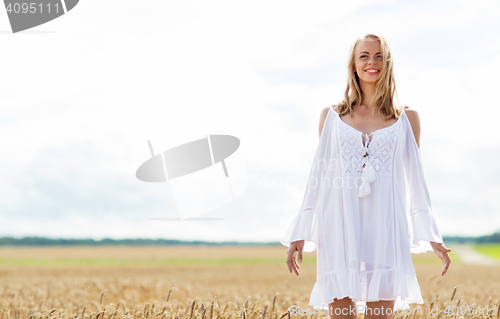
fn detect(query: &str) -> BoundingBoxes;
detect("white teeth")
[366,70,379,73]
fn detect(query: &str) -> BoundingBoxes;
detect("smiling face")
[353,39,383,84]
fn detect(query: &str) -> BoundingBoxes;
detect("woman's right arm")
[286,106,332,276]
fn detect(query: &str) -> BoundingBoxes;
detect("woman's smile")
[365,68,380,75]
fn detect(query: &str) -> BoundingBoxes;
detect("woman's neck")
[359,81,378,109]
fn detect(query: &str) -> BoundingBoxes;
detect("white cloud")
[0,0,499,241]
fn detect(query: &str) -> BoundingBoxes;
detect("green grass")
[0,250,465,267]
[471,243,500,260]
[0,244,471,267]
[0,257,317,267]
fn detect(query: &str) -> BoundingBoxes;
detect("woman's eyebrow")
[358,51,382,55]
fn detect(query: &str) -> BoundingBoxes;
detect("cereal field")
[0,245,499,319]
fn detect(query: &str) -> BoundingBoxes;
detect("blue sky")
[0,0,499,241]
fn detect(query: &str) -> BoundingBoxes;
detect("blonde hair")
[335,33,401,120]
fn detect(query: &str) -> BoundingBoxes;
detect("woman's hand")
[286,240,305,276]
[430,241,452,276]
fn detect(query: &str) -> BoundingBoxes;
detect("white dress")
[280,105,444,312]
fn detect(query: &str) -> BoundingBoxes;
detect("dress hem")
[309,267,424,312]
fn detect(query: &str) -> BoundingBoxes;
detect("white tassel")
[358,181,371,198]
[362,164,376,183]
[358,163,377,198]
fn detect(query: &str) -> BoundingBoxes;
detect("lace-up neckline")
[331,106,405,146]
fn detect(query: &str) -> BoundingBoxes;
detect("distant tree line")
[0,233,499,246]
[474,232,500,243]
[442,232,500,244]
[0,236,279,246]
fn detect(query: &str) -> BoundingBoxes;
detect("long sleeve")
[280,108,334,253]
[402,112,444,254]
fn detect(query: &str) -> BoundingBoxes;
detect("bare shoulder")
[319,106,331,138]
[404,106,421,148]
[404,106,421,129]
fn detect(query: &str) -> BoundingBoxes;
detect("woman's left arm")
[406,107,452,276]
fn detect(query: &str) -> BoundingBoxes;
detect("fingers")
[286,250,300,276]
[441,254,451,276]
[293,252,300,269]
[286,249,293,273]
[430,244,451,276]
[286,256,292,273]
[442,244,451,252]
[290,257,299,276]
[432,242,452,252]
[286,253,294,274]
[286,258,296,275]
[442,262,450,276]
[286,241,306,276]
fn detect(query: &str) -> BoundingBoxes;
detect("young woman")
[281,33,452,319]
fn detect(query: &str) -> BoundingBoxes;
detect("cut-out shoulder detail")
[319,107,330,138]
[404,107,421,149]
